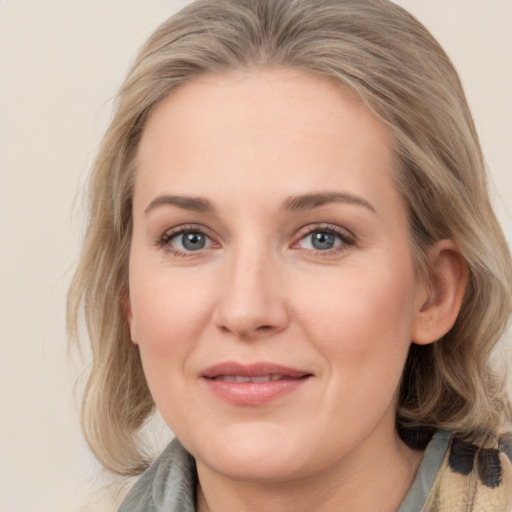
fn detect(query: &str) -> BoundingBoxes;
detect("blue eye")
[179,232,207,251]
[295,226,354,253]
[163,230,214,253]
[309,232,337,250]
[299,231,342,251]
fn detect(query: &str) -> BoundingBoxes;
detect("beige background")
[1,1,511,511]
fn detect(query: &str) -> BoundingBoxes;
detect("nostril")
[213,290,290,338]
[217,322,281,339]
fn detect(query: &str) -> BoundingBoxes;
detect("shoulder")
[117,438,197,512]
[424,432,512,511]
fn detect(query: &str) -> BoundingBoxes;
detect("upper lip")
[201,362,312,379]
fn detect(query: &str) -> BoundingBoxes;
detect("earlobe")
[412,240,468,345]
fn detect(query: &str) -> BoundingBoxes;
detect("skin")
[127,69,467,511]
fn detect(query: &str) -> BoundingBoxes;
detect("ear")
[412,240,468,345]
[123,294,138,345]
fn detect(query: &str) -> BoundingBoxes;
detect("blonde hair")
[68,0,512,476]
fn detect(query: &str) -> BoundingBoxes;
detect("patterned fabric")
[118,432,512,511]
[424,434,512,511]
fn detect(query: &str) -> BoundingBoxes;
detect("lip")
[201,362,313,406]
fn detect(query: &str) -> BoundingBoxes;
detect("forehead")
[135,68,398,214]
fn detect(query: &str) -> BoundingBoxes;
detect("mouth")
[201,362,313,406]
[211,374,295,383]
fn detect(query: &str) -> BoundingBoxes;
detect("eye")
[293,225,355,254]
[157,226,216,256]
[302,231,340,251]
[175,232,210,251]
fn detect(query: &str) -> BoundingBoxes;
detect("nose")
[213,247,289,340]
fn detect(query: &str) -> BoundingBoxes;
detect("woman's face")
[128,69,427,482]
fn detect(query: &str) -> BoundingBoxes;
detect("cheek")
[296,270,417,433]
[129,276,213,430]
[129,245,215,343]
[293,260,417,383]
[128,258,216,399]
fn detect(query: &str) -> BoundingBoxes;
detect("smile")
[201,362,312,406]
[212,374,289,383]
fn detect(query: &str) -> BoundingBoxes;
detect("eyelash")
[156,224,217,257]
[292,223,356,255]
[156,223,356,257]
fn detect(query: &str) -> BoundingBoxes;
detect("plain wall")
[1,1,511,511]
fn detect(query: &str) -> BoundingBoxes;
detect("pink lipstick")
[201,362,312,406]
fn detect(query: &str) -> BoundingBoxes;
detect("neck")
[195,428,423,512]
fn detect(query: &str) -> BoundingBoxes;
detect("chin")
[188,422,314,483]
[208,449,308,484]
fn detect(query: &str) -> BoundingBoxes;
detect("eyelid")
[156,223,220,256]
[291,223,356,253]
[155,222,356,257]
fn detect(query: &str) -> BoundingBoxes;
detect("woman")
[68,0,512,510]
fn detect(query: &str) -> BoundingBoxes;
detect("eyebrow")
[144,195,215,215]
[282,192,376,214]
[144,191,376,216]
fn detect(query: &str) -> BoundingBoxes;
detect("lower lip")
[203,377,310,406]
